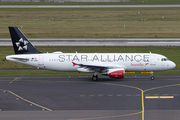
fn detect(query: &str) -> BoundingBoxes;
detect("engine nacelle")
[108,68,125,78]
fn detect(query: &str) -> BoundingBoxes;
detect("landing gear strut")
[92,72,99,81]
[150,71,155,80]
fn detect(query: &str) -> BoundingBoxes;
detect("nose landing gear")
[150,71,155,80]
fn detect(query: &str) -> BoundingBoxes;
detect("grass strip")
[0,70,179,77]
[1,7,180,38]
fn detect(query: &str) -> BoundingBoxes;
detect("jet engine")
[103,68,125,78]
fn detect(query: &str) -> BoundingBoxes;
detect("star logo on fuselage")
[16,38,28,51]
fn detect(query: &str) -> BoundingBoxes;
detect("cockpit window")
[161,58,169,61]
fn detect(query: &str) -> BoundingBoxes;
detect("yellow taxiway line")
[9,77,18,84]
[145,96,174,99]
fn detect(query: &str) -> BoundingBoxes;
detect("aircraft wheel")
[92,75,98,81]
[150,76,155,80]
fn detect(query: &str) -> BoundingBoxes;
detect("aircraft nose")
[172,61,176,69]
[169,61,176,69]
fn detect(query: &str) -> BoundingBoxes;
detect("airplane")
[6,27,176,81]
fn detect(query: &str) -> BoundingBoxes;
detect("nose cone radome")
[168,61,176,70]
[171,61,176,69]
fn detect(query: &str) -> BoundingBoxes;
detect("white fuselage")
[6,52,176,72]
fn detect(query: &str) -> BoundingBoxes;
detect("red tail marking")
[72,62,77,67]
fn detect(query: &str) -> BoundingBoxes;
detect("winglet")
[72,62,77,67]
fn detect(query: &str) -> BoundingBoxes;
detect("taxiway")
[0,75,180,120]
[1,5,180,8]
[1,38,180,46]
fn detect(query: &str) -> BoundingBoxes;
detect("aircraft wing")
[72,62,127,72]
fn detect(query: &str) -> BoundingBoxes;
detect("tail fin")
[9,27,41,54]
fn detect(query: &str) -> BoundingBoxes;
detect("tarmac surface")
[0,75,180,120]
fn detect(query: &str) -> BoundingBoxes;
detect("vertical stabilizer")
[9,27,41,54]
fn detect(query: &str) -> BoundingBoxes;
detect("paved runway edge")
[1,38,180,46]
[1,5,180,8]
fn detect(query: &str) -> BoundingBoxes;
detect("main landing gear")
[92,72,99,81]
[92,75,98,81]
[150,71,155,80]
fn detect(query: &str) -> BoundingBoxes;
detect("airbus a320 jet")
[6,27,176,81]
